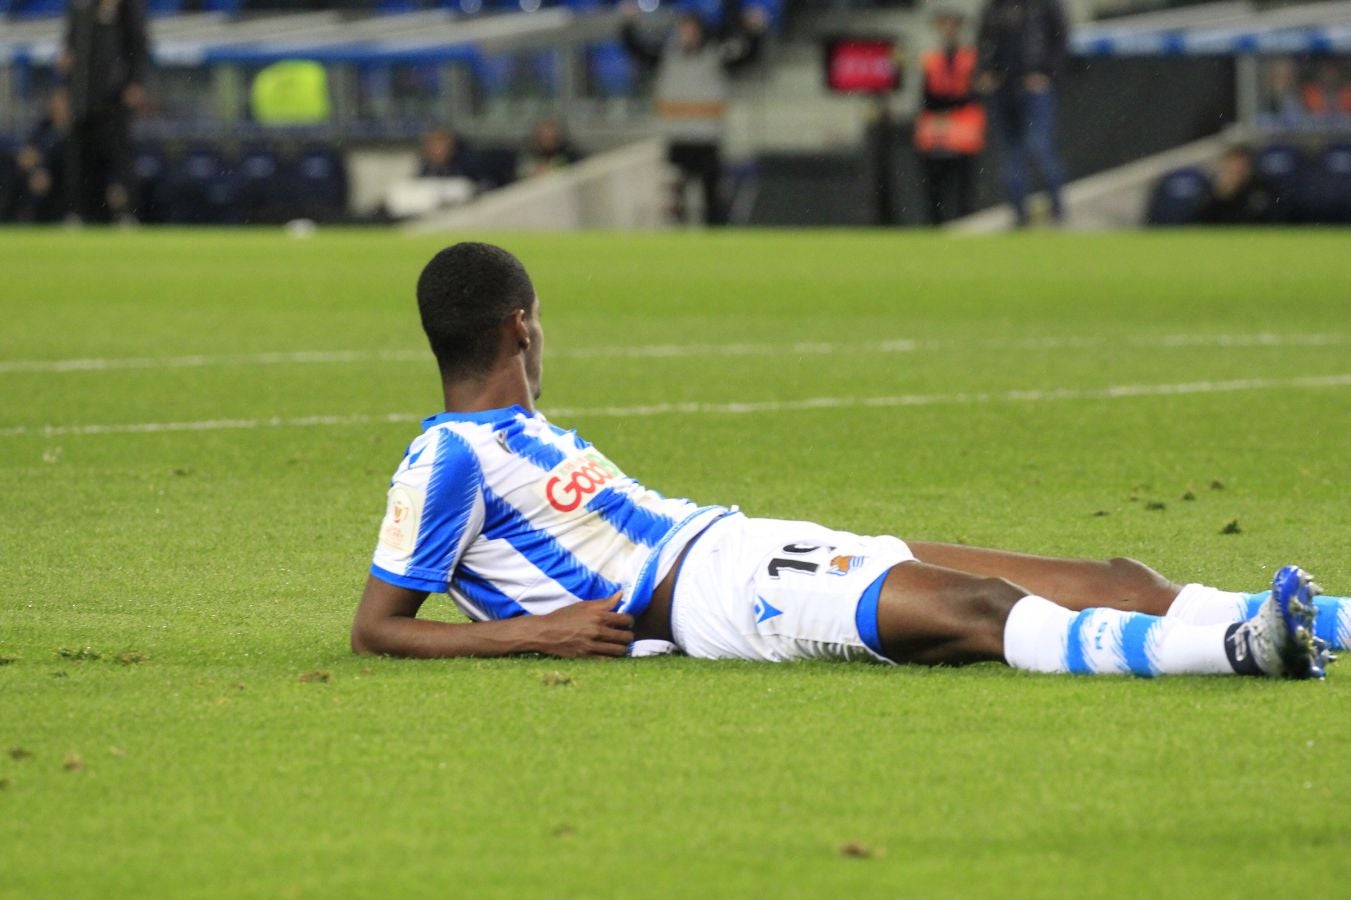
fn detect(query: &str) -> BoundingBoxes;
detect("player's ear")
[506,308,530,352]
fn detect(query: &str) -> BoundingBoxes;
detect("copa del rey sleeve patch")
[378,485,421,554]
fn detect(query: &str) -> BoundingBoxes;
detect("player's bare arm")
[352,575,634,659]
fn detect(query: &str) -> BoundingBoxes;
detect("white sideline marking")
[1,332,1346,375]
[3,374,1347,439]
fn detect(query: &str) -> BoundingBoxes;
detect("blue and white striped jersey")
[370,405,726,621]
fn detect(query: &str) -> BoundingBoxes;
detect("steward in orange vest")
[914,11,986,224]
[1301,62,1351,117]
[915,46,986,156]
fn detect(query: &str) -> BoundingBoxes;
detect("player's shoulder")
[396,420,484,484]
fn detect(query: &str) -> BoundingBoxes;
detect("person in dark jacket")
[1196,146,1275,226]
[976,0,1067,226]
[621,2,766,226]
[418,127,477,180]
[10,90,73,223]
[518,117,582,180]
[60,0,151,223]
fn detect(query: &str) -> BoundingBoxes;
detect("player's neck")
[441,368,534,415]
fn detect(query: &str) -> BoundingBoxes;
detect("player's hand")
[532,593,635,658]
[620,1,639,22]
[743,6,769,32]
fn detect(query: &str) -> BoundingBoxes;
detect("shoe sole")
[1273,565,1325,680]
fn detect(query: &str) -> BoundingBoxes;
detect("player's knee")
[1106,556,1178,606]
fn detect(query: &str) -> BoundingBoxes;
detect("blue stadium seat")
[680,0,724,27]
[744,0,784,29]
[588,41,634,97]
[236,145,284,223]
[13,0,66,18]
[290,147,347,222]
[1318,144,1351,223]
[473,54,515,98]
[168,147,238,224]
[1254,145,1304,223]
[1255,145,1301,186]
[527,50,560,94]
[147,0,183,16]
[1145,167,1211,226]
[130,144,169,223]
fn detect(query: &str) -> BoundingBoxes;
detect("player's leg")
[987,86,1030,226]
[870,561,1019,665]
[1022,86,1066,222]
[700,144,725,226]
[906,542,1179,614]
[906,540,1351,652]
[1236,589,1350,652]
[920,156,945,225]
[871,560,1327,678]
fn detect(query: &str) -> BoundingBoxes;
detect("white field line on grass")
[3,374,1348,439]
[1,332,1347,375]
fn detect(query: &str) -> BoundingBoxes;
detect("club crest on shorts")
[828,554,864,576]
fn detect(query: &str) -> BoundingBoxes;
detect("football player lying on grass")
[352,243,1344,679]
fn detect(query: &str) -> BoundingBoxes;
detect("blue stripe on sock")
[854,572,888,658]
[1065,610,1093,674]
[1119,614,1160,677]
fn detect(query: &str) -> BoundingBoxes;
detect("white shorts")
[670,513,915,664]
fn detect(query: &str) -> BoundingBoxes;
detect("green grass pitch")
[1,228,1349,897]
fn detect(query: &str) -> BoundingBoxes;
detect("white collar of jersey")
[422,405,535,429]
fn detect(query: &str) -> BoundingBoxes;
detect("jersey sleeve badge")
[378,485,421,554]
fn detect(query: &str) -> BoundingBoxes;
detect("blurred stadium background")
[2,0,1349,230]
[4,4,1350,895]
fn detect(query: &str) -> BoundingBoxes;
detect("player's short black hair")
[416,242,536,380]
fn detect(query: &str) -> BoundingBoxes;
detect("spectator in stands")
[518,118,581,180]
[1263,58,1304,123]
[975,0,1068,227]
[621,2,767,226]
[1301,60,1351,118]
[914,9,986,225]
[10,90,72,223]
[418,126,476,180]
[60,0,151,224]
[1196,145,1274,226]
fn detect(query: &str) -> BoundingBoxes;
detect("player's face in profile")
[525,295,544,400]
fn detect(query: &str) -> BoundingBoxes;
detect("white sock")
[1172,585,1351,653]
[1165,584,1250,626]
[1004,595,1240,677]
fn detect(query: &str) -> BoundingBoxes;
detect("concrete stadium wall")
[403,138,666,232]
